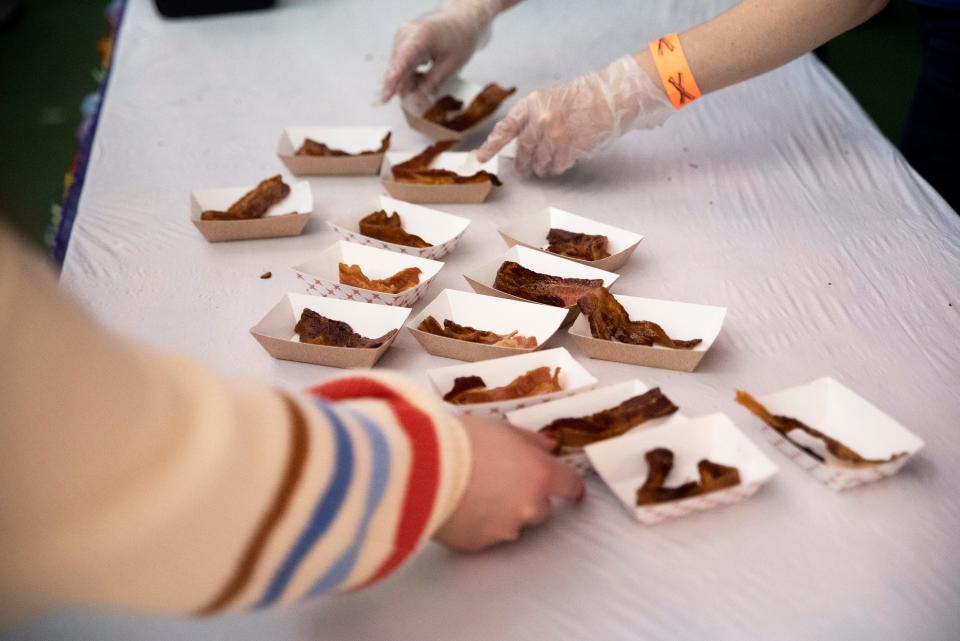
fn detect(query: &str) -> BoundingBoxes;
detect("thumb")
[476,101,527,162]
[546,458,585,503]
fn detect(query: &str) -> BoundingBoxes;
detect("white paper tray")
[569,293,726,372]
[426,347,597,418]
[250,293,410,369]
[329,195,471,260]
[407,289,567,361]
[498,206,644,272]
[745,377,924,491]
[293,240,444,307]
[586,413,778,525]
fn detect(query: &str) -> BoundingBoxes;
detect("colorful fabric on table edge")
[48,0,127,269]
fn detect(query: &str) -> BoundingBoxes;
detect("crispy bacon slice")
[423,96,464,124]
[546,228,611,261]
[201,175,291,221]
[735,391,907,466]
[442,366,561,405]
[493,261,603,308]
[358,210,432,248]
[417,315,538,349]
[392,140,502,186]
[423,83,517,132]
[577,287,701,349]
[635,448,741,506]
[294,309,396,348]
[539,387,678,453]
[339,263,421,294]
[296,132,391,157]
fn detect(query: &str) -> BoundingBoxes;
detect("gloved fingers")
[476,100,529,163]
[512,126,539,176]
[542,150,578,177]
[530,134,558,177]
[380,23,430,103]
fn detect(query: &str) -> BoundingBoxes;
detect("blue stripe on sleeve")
[255,401,354,607]
[305,407,391,597]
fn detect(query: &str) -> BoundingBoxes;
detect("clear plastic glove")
[380,0,505,107]
[434,415,584,552]
[477,55,673,176]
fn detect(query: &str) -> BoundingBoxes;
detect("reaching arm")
[478,0,890,175]
[634,0,890,95]
[0,224,581,623]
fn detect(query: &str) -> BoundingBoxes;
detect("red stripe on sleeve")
[308,377,442,586]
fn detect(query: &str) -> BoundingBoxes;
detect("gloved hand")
[380,0,506,107]
[477,55,674,176]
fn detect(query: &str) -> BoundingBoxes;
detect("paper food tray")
[277,126,391,176]
[250,293,410,369]
[744,377,924,491]
[328,195,470,260]
[426,347,597,418]
[407,289,567,362]
[506,380,688,475]
[586,413,778,525]
[293,240,444,307]
[191,180,312,242]
[381,150,500,204]
[463,245,619,327]
[569,294,726,372]
[498,207,644,272]
[401,77,510,141]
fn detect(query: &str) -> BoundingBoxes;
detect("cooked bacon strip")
[635,448,740,506]
[339,263,421,294]
[392,141,502,186]
[577,288,701,349]
[294,309,396,348]
[296,132,391,157]
[423,83,517,132]
[417,315,537,349]
[493,261,603,308]
[735,391,907,466]
[546,228,611,261]
[422,96,464,124]
[442,366,561,405]
[201,175,291,221]
[442,375,486,403]
[358,210,432,248]
[539,388,678,453]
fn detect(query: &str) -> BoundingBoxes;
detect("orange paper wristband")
[649,33,702,109]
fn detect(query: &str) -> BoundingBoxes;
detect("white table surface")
[9,0,960,639]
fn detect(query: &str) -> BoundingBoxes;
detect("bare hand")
[434,415,584,552]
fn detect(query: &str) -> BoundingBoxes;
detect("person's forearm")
[633,0,889,96]
[0,226,471,622]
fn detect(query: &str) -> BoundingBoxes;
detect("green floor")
[0,0,923,250]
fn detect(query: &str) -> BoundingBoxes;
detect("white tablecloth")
[11,0,960,639]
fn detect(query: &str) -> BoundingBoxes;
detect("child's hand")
[434,415,584,552]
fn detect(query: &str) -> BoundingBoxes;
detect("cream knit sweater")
[0,226,471,623]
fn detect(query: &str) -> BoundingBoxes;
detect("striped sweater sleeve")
[198,375,472,614]
[0,226,471,623]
